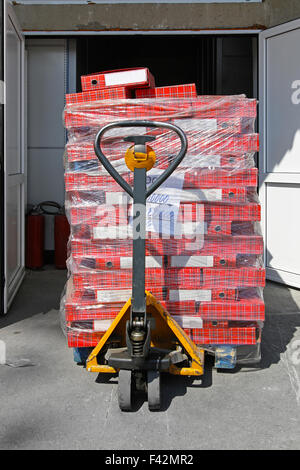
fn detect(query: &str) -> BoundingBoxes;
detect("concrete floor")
[1,267,300,450]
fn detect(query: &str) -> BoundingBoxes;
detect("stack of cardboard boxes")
[61,67,265,366]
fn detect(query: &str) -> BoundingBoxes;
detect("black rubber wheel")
[147,370,161,411]
[118,370,133,411]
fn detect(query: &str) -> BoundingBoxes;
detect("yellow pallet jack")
[86,121,204,411]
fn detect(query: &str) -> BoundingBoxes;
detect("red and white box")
[62,84,263,350]
[65,87,132,105]
[189,325,259,346]
[192,96,257,119]
[81,67,155,91]
[69,286,239,306]
[135,83,197,99]
[66,323,260,347]
[101,187,248,205]
[67,330,104,348]
[194,298,265,322]
[65,295,264,323]
[70,235,264,258]
[72,267,266,292]
[67,202,261,227]
[71,253,240,271]
[64,169,258,192]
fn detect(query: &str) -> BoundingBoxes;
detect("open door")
[2,1,25,313]
[259,19,300,288]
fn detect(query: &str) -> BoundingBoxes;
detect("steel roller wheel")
[147,370,161,411]
[118,369,133,411]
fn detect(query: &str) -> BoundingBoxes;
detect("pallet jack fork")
[87,120,204,411]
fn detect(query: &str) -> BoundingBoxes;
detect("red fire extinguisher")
[55,209,70,269]
[39,201,70,269]
[25,204,45,269]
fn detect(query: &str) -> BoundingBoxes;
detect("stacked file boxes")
[61,68,265,365]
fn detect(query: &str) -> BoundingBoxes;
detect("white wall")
[26,38,75,250]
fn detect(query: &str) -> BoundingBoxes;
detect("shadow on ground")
[93,358,214,411]
[261,281,300,369]
[0,267,67,328]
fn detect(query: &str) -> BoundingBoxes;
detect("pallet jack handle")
[90,121,204,411]
[94,120,188,197]
[93,120,188,380]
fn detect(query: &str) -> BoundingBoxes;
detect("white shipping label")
[153,187,222,203]
[173,316,203,329]
[120,256,163,269]
[174,118,217,132]
[106,192,130,205]
[104,69,147,87]
[97,289,131,302]
[146,169,185,203]
[182,222,206,236]
[94,157,129,174]
[171,255,213,267]
[145,168,184,235]
[104,127,147,138]
[93,225,132,239]
[93,225,132,240]
[181,155,222,168]
[93,319,114,331]
[173,221,207,237]
[169,290,212,301]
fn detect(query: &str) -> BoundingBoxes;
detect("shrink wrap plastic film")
[61,94,265,365]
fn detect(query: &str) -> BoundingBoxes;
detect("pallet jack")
[86,120,204,411]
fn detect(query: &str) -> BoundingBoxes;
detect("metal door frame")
[0,1,4,314]
[259,18,300,287]
[3,0,26,313]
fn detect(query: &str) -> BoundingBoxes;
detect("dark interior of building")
[76,35,256,98]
